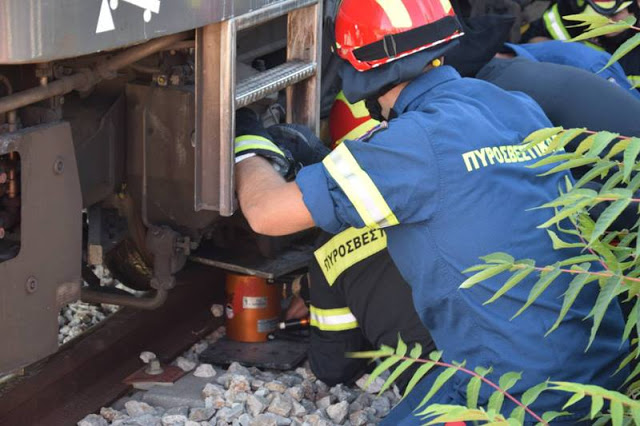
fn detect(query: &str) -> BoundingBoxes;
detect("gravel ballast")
[79,326,401,426]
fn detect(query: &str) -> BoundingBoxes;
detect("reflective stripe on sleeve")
[543,4,571,41]
[234,135,285,157]
[323,143,399,228]
[310,306,359,331]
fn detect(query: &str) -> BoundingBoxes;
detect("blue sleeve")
[296,113,438,233]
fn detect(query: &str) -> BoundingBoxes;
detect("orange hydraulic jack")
[225,273,281,343]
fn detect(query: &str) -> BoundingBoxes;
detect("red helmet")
[329,91,381,148]
[334,0,463,72]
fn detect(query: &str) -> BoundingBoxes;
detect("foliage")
[350,13,640,426]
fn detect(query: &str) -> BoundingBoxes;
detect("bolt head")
[53,157,64,175]
[26,277,38,294]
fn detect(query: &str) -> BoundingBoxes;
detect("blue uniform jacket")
[296,66,628,423]
[506,41,640,100]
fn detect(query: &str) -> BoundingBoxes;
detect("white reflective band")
[543,4,571,41]
[310,306,359,331]
[235,152,257,164]
[323,144,399,229]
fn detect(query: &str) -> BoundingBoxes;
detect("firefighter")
[285,95,436,391]
[522,0,640,88]
[233,0,628,424]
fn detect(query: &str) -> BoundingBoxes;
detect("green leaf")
[558,254,601,267]
[524,127,564,145]
[624,137,640,181]
[512,266,563,319]
[480,252,515,264]
[529,152,576,169]
[587,276,624,350]
[632,407,640,425]
[538,199,594,229]
[409,342,422,359]
[487,390,506,417]
[539,187,598,209]
[415,366,460,412]
[466,376,482,409]
[546,128,586,153]
[547,266,592,336]
[575,133,598,155]
[521,381,549,406]
[605,33,640,70]
[563,13,610,25]
[396,335,408,357]
[403,361,439,398]
[366,356,401,388]
[541,411,571,423]
[587,131,619,158]
[429,350,443,362]
[572,23,632,41]
[623,361,640,386]
[605,138,630,160]
[574,161,617,189]
[538,157,599,176]
[590,394,604,419]
[499,371,522,391]
[610,400,624,426]
[547,230,585,249]
[484,266,535,305]
[460,263,512,289]
[589,196,633,245]
[562,391,585,409]
[379,359,414,395]
[622,298,640,343]
[509,407,525,424]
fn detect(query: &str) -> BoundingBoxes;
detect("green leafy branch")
[563,12,640,86]
[348,338,551,425]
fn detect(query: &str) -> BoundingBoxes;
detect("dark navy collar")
[392,65,461,115]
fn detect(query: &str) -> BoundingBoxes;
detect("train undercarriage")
[0,0,322,374]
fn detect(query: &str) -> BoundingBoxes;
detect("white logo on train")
[96,0,161,33]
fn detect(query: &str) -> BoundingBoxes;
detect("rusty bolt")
[25,277,38,294]
[157,75,168,87]
[53,157,64,175]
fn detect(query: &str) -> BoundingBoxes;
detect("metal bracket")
[145,226,187,290]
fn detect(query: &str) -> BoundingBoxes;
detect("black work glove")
[234,108,294,178]
[267,124,331,168]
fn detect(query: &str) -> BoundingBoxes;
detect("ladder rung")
[235,60,317,109]
[234,0,319,31]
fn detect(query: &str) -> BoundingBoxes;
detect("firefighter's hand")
[267,124,330,167]
[235,108,294,178]
[285,295,309,320]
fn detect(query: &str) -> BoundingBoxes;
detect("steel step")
[235,60,317,109]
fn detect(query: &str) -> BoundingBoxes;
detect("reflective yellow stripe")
[310,306,359,331]
[335,120,380,146]
[235,135,285,157]
[314,227,387,286]
[336,91,371,119]
[375,0,413,28]
[323,143,399,228]
[543,4,571,41]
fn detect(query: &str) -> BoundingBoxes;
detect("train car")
[0,0,322,374]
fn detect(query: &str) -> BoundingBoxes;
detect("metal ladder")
[194,0,322,216]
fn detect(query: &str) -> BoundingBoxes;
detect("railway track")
[0,264,225,426]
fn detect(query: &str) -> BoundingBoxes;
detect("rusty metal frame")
[194,0,321,216]
[0,122,82,374]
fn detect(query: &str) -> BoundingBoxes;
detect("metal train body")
[0,0,321,373]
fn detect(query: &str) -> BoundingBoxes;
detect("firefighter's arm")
[235,156,315,236]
